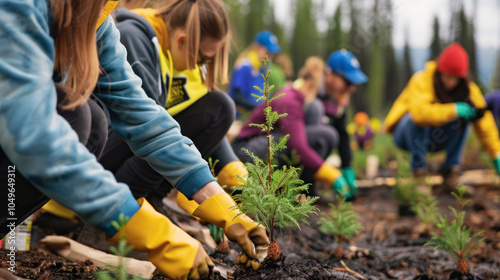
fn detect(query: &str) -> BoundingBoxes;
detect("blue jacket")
[0,0,214,236]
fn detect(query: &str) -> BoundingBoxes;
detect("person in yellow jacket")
[0,1,267,279]
[384,43,500,188]
[98,0,250,220]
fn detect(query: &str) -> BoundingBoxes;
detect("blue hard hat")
[254,31,281,54]
[327,49,368,84]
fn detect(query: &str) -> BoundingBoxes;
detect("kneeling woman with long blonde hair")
[0,1,267,279]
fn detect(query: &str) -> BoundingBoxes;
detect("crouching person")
[384,43,500,193]
[0,1,267,279]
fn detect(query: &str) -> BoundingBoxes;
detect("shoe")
[413,167,427,178]
[433,166,461,195]
[441,166,460,188]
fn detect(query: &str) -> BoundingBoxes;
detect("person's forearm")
[192,181,225,204]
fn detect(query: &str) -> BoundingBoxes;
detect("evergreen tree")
[347,0,369,113]
[381,0,400,112]
[402,35,413,86]
[290,0,320,75]
[365,0,385,116]
[429,16,443,61]
[324,4,345,58]
[268,3,287,54]
[453,5,480,86]
[244,0,273,47]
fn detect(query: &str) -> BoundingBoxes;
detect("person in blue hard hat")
[228,31,281,117]
[319,49,368,200]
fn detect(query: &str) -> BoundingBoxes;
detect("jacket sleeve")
[275,99,324,172]
[93,18,215,198]
[0,3,139,237]
[116,18,163,106]
[406,72,458,127]
[469,83,500,158]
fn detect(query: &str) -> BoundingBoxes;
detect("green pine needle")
[424,185,486,265]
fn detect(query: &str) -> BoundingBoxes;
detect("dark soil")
[0,250,97,279]
[1,177,499,280]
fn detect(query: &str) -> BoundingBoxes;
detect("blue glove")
[455,102,477,122]
[341,167,357,197]
[331,176,354,201]
[494,157,500,175]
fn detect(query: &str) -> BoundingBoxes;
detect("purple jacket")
[238,87,324,172]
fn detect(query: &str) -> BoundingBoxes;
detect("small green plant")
[318,195,363,258]
[232,56,319,261]
[424,185,486,276]
[393,159,421,207]
[411,191,439,236]
[206,157,226,250]
[95,215,146,280]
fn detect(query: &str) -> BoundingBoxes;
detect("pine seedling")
[411,192,439,236]
[232,56,319,261]
[424,185,486,276]
[95,215,146,280]
[318,195,363,258]
[393,159,421,207]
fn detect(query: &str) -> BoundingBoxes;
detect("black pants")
[0,88,108,237]
[99,90,240,198]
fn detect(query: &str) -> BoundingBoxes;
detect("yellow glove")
[108,198,213,280]
[217,161,248,191]
[42,200,76,220]
[176,192,201,217]
[313,163,342,185]
[192,193,269,260]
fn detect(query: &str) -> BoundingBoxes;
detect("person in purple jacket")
[232,57,356,199]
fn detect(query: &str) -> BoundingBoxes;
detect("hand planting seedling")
[95,215,146,280]
[232,56,319,262]
[318,195,363,258]
[424,185,486,276]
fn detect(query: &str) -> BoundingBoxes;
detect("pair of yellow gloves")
[110,161,267,280]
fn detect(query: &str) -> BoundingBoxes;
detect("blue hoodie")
[0,0,214,236]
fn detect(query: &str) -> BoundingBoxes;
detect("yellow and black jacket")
[115,8,208,116]
[384,61,500,158]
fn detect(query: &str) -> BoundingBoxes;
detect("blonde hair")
[298,56,325,89]
[117,0,151,10]
[50,0,107,110]
[156,0,230,89]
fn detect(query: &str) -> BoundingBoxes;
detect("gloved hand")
[192,193,269,269]
[217,161,248,191]
[341,167,358,198]
[176,192,225,244]
[493,156,500,175]
[331,176,355,201]
[108,198,213,280]
[455,102,477,122]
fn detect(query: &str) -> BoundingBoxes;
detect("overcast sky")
[270,0,500,49]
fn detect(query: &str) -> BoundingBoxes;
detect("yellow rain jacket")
[384,61,500,158]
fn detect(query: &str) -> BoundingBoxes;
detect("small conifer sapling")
[424,185,485,276]
[232,56,319,261]
[318,195,363,258]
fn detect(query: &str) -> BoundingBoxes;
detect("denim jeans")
[393,114,470,171]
